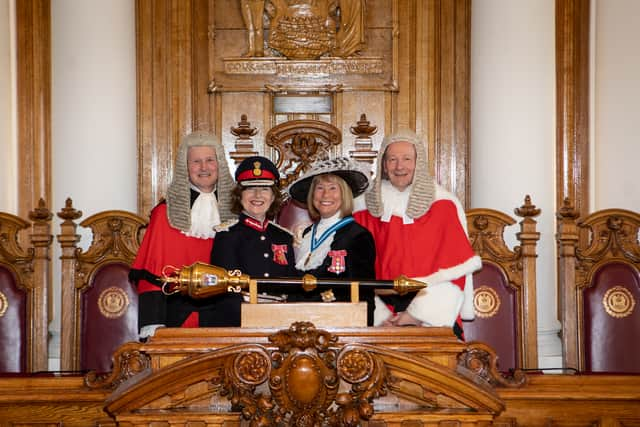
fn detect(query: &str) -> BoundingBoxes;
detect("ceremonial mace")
[159,262,426,299]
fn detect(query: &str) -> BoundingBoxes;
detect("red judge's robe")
[354,192,481,335]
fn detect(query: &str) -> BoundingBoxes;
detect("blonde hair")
[306,174,354,221]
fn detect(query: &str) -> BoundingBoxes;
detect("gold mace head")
[160,262,250,299]
[393,275,427,295]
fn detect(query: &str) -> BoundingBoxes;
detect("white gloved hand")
[139,324,165,340]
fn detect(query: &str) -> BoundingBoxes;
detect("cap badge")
[253,161,262,176]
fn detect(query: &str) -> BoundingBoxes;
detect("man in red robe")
[353,130,481,339]
[129,131,235,339]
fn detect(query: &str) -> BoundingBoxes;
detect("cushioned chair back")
[80,262,139,372]
[464,262,519,372]
[0,266,26,372]
[583,262,640,373]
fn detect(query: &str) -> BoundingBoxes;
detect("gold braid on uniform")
[167,131,235,232]
[364,129,435,219]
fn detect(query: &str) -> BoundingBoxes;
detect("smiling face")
[382,141,416,191]
[240,186,275,221]
[311,175,344,219]
[187,146,218,193]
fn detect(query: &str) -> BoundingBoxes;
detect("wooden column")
[27,199,53,372]
[136,0,213,216]
[514,196,541,369]
[423,0,471,208]
[556,200,580,369]
[556,0,590,217]
[16,0,51,219]
[56,198,83,371]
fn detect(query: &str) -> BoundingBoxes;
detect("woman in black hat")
[288,157,376,325]
[210,156,298,312]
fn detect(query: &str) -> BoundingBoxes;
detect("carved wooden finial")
[57,197,83,222]
[349,113,378,164]
[28,198,53,223]
[557,197,579,219]
[514,195,540,219]
[230,114,258,139]
[229,114,259,164]
[349,113,378,139]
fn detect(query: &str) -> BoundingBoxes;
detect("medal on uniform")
[272,244,288,265]
[327,250,347,274]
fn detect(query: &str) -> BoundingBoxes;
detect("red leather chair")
[58,199,146,373]
[464,196,540,371]
[558,206,640,373]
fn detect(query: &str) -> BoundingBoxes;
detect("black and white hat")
[288,157,370,203]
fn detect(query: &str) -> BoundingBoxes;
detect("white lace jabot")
[185,189,221,239]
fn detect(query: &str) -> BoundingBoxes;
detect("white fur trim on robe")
[406,282,464,327]
[410,255,482,322]
[373,295,393,326]
[433,185,478,320]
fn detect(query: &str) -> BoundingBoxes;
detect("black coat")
[294,220,376,325]
[210,214,299,298]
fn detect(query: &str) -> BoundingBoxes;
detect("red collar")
[243,216,269,232]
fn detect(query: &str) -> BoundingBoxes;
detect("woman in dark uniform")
[210,156,297,308]
[288,158,377,325]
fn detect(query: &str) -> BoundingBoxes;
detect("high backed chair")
[0,199,52,372]
[266,119,342,188]
[464,196,540,371]
[557,202,640,373]
[267,119,341,231]
[58,199,147,373]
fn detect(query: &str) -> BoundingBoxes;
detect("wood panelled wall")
[135,0,472,215]
[15,1,592,218]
